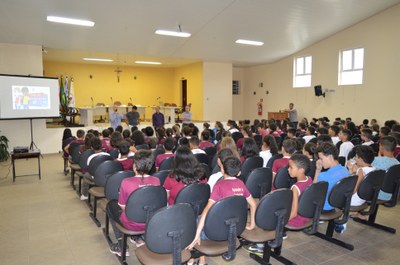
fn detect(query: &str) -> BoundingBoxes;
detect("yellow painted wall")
[173,62,203,121]
[43,61,177,118]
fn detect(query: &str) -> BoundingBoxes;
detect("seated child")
[329,125,340,145]
[260,135,279,167]
[361,128,374,146]
[287,154,313,228]
[199,130,214,149]
[108,150,160,256]
[303,126,316,144]
[189,136,206,154]
[338,128,354,164]
[155,137,175,171]
[272,139,297,181]
[187,156,256,265]
[115,141,134,171]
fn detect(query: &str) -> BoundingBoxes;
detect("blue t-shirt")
[373,157,399,200]
[317,164,349,210]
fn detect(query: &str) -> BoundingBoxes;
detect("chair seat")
[70,164,81,171]
[320,209,343,221]
[377,199,390,205]
[98,198,108,212]
[88,186,105,197]
[135,245,191,265]
[285,220,313,231]
[83,177,95,186]
[241,226,275,243]
[195,238,240,256]
[350,203,369,212]
[115,222,145,236]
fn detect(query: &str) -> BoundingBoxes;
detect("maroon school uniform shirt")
[118,175,160,231]
[116,157,134,171]
[272,157,290,174]
[287,176,313,227]
[164,176,207,205]
[155,153,175,168]
[199,140,214,149]
[210,177,251,202]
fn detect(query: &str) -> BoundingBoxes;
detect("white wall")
[239,4,400,125]
[203,62,233,121]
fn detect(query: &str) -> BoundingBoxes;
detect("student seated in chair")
[372,136,400,200]
[115,141,133,171]
[361,128,374,146]
[303,126,316,144]
[64,129,85,155]
[108,150,160,256]
[189,136,206,155]
[272,139,297,181]
[338,128,354,164]
[155,137,175,171]
[314,142,349,233]
[187,156,256,265]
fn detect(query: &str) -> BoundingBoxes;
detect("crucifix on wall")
[114,67,123,83]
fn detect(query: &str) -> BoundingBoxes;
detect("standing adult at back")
[152,106,164,129]
[283,103,298,129]
[125,105,140,128]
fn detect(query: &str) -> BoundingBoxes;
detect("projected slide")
[12,86,50,110]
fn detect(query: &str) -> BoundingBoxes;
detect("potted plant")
[0,132,10,162]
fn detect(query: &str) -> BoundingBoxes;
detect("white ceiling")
[1,0,399,67]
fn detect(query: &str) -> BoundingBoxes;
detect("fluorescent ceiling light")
[83,58,113,62]
[235,39,264,46]
[47,16,95,27]
[135,61,162,65]
[155,30,191,38]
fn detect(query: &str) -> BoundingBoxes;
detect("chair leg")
[86,193,93,211]
[121,234,128,264]
[70,169,75,189]
[103,213,112,245]
[249,244,272,265]
[313,221,354,250]
[77,175,83,196]
[270,245,296,265]
[63,158,69,175]
[353,205,396,234]
[89,196,101,227]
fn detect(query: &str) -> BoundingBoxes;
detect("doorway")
[181,79,187,108]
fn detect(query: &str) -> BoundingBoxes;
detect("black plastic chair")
[338,156,346,166]
[75,149,94,194]
[153,170,171,186]
[192,196,248,261]
[286,181,329,234]
[135,204,196,265]
[353,166,399,234]
[101,170,134,243]
[89,160,123,227]
[175,183,210,216]
[136,143,150,150]
[112,186,167,263]
[245,167,272,199]
[307,160,317,180]
[210,153,218,171]
[231,132,244,143]
[241,189,293,265]
[240,156,263,183]
[108,148,120,159]
[204,146,217,167]
[211,164,220,175]
[85,155,113,207]
[68,142,83,187]
[253,134,262,148]
[274,136,282,149]
[274,165,295,189]
[159,156,174,171]
[266,153,283,168]
[314,175,357,250]
[194,153,209,166]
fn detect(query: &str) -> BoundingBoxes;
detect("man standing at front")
[125,105,140,129]
[109,105,123,130]
[152,106,164,129]
[285,103,298,129]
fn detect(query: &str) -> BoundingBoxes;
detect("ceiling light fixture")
[47,16,95,27]
[235,39,264,46]
[83,58,113,62]
[155,29,191,38]
[135,61,162,65]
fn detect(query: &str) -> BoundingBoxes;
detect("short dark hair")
[355,145,375,164]
[222,156,241,177]
[132,105,137,110]
[122,129,131,139]
[304,142,316,157]
[363,119,369,125]
[380,136,397,152]
[102,129,111,138]
[131,130,145,145]
[317,134,333,145]
[201,130,210,141]
[218,148,234,164]
[307,126,316,135]
[391,124,400,133]
[77,129,85,138]
[134,150,154,175]
[144,126,154,137]
[361,128,372,140]
[316,142,339,160]
[290,154,311,173]
[241,138,259,158]
[287,128,296,136]
[163,137,175,151]
[389,132,400,146]
[118,140,130,156]
[329,125,340,135]
[189,136,200,147]
[282,139,297,155]
[380,126,390,136]
[91,137,102,151]
[317,127,329,135]
[341,129,352,140]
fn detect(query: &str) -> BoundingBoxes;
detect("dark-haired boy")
[303,126,316,143]
[272,139,297,177]
[339,129,354,163]
[187,156,256,265]
[189,136,206,154]
[155,137,175,171]
[329,125,340,145]
[361,128,374,146]
[64,129,85,155]
[116,141,133,171]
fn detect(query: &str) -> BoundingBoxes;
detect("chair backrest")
[231,132,243,143]
[350,137,360,146]
[194,153,208,165]
[108,148,120,159]
[204,146,217,166]
[145,204,196,264]
[152,146,165,161]
[274,136,282,149]
[153,170,171,186]
[125,186,167,223]
[298,181,328,218]
[253,134,262,148]
[159,156,174,171]
[357,170,385,201]
[200,163,211,179]
[255,189,292,248]
[274,165,296,189]
[78,149,94,170]
[175,183,210,216]
[328,175,358,210]
[136,144,150,150]
[104,171,134,200]
[370,143,379,156]
[245,167,272,199]
[93,160,123,187]
[210,153,218,170]
[240,156,263,182]
[338,156,346,166]
[69,142,83,163]
[396,153,400,162]
[381,164,400,194]
[88,155,113,176]
[266,153,283,168]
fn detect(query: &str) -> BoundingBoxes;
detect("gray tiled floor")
[0,154,398,265]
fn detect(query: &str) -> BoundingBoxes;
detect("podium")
[268,111,289,121]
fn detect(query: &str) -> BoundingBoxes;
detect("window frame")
[338,47,364,86]
[293,55,312,88]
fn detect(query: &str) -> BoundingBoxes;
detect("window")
[232,80,240,95]
[293,56,312,88]
[338,48,364,85]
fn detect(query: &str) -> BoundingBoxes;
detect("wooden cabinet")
[268,111,289,121]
